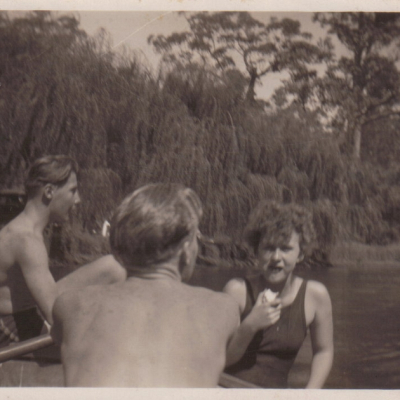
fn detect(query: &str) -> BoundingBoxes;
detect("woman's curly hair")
[244,201,317,258]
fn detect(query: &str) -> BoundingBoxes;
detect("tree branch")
[363,110,400,124]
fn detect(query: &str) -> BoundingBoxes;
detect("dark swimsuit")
[225,275,308,388]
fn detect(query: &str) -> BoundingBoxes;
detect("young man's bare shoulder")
[1,217,39,242]
[0,221,44,262]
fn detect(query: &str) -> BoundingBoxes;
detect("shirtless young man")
[0,155,126,347]
[52,183,240,387]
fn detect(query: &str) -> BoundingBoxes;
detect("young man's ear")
[297,252,304,263]
[43,184,54,201]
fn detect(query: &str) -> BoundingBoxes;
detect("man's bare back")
[51,183,241,387]
[53,278,239,387]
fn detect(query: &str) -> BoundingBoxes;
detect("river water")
[190,263,400,389]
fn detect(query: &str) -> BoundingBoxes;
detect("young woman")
[224,201,333,388]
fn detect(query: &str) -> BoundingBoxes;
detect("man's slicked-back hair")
[244,201,316,258]
[25,155,79,198]
[109,183,202,269]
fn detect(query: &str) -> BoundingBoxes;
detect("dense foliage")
[1,11,400,267]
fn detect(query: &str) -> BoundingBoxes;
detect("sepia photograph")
[0,0,399,398]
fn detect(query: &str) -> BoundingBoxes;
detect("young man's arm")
[18,235,126,325]
[17,234,58,324]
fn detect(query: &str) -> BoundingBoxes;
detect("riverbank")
[48,236,400,279]
[196,240,400,271]
[330,241,400,268]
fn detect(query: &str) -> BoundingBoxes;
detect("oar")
[0,333,54,363]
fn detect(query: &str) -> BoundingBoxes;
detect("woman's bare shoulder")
[305,280,331,303]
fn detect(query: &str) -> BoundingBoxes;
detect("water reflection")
[308,266,400,389]
[190,264,400,389]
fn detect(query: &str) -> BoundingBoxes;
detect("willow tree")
[313,12,400,160]
[149,12,325,103]
[0,11,89,184]
[0,12,143,182]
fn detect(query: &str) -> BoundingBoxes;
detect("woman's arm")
[306,282,334,389]
[223,279,281,367]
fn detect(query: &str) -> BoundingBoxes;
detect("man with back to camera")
[0,155,127,347]
[51,183,240,387]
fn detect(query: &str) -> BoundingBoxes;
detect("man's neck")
[22,199,51,234]
[125,262,183,282]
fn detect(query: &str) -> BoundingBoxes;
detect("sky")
[4,9,333,100]
[3,2,400,100]
[69,11,330,100]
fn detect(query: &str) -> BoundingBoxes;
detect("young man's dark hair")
[25,155,79,198]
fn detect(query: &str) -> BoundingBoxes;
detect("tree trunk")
[352,122,362,160]
[246,69,257,103]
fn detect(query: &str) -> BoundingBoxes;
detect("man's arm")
[17,234,58,324]
[18,234,125,325]
[306,282,334,389]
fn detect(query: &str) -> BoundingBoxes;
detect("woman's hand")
[224,279,279,366]
[244,292,282,333]
[225,291,281,367]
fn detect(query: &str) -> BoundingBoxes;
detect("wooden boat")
[0,335,259,388]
